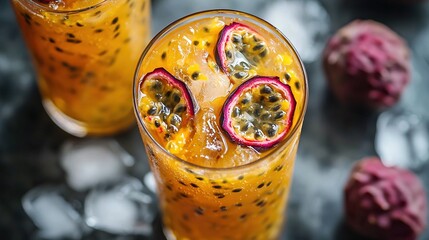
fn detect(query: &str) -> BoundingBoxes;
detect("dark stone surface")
[1,0,429,239]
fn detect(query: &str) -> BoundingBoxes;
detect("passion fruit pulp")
[220,76,296,150]
[215,22,269,83]
[139,68,198,145]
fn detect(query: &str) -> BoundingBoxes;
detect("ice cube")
[22,185,88,239]
[84,177,155,235]
[60,139,135,191]
[143,171,157,194]
[375,109,429,169]
[221,145,260,167]
[261,0,330,62]
[48,0,65,10]
[184,108,228,167]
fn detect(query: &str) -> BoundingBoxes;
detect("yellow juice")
[12,0,151,136]
[134,10,307,240]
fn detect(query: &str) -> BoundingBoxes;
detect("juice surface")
[138,16,305,168]
[136,12,306,240]
[13,0,150,136]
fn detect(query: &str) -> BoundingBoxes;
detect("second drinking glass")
[12,0,151,136]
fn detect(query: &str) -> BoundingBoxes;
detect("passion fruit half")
[215,22,269,83]
[139,68,197,143]
[220,76,296,150]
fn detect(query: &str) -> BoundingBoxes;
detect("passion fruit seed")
[216,22,269,83]
[139,68,197,141]
[220,76,296,150]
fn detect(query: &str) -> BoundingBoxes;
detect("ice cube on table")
[60,139,135,191]
[22,185,88,239]
[375,109,429,169]
[261,0,330,63]
[84,177,155,235]
[143,171,157,194]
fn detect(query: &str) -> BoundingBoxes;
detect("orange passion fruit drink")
[12,0,150,136]
[134,10,307,240]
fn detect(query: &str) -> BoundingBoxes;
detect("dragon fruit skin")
[323,20,411,109]
[344,157,427,240]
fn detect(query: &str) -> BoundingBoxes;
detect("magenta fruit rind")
[140,67,197,117]
[220,76,296,150]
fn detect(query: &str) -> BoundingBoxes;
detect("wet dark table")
[1,0,429,239]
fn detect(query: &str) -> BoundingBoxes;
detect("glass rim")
[13,0,109,14]
[133,9,308,171]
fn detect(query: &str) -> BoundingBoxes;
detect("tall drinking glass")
[134,10,307,240]
[12,0,151,136]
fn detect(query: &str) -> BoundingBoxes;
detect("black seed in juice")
[191,72,199,80]
[94,29,103,33]
[235,203,243,207]
[114,32,120,39]
[154,120,161,128]
[212,185,222,189]
[66,33,75,38]
[49,38,55,43]
[295,81,301,90]
[179,192,188,198]
[190,183,199,188]
[267,181,272,186]
[260,85,272,94]
[220,206,227,211]
[241,98,249,105]
[55,47,64,52]
[259,49,268,58]
[241,122,250,132]
[232,35,241,43]
[226,50,232,59]
[98,50,107,56]
[195,207,204,215]
[234,72,246,79]
[267,127,276,137]
[232,107,240,117]
[269,95,279,102]
[147,106,157,115]
[232,188,242,193]
[174,104,186,114]
[203,27,209,32]
[94,10,102,16]
[285,73,291,81]
[114,25,120,32]
[196,176,204,181]
[161,52,166,60]
[76,22,84,27]
[66,39,82,44]
[275,111,285,119]
[193,40,199,46]
[240,214,247,220]
[173,94,180,103]
[238,175,244,180]
[111,17,119,25]
[253,44,264,51]
[205,42,210,47]
[254,130,263,139]
[257,183,265,188]
[272,104,281,111]
[178,180,187,186]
